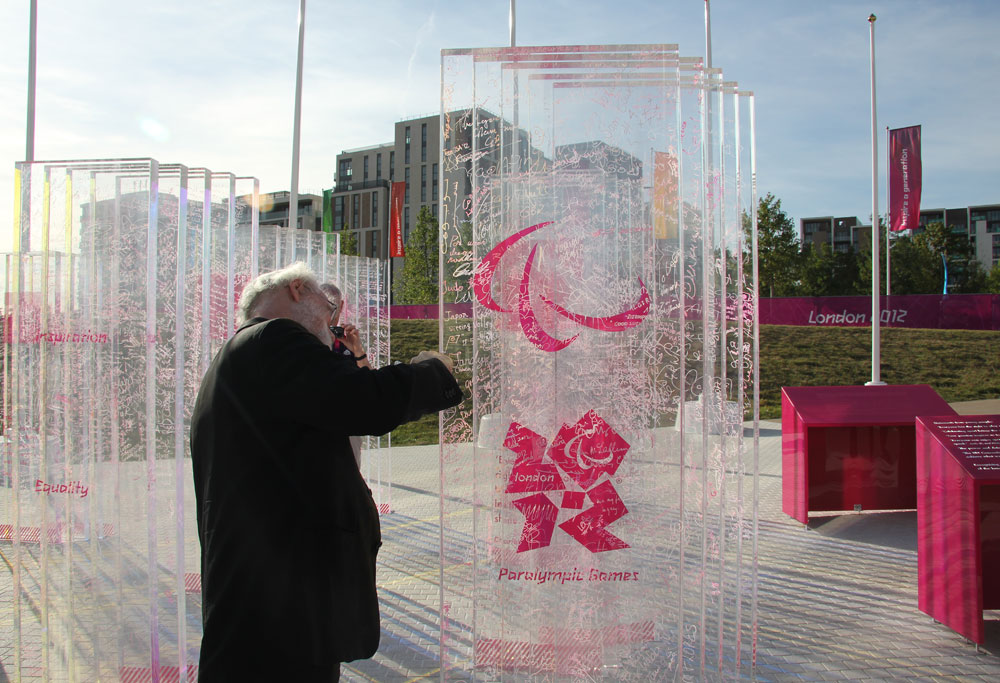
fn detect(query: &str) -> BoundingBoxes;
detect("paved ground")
[2,400,999,681]
[345,401,1000,682]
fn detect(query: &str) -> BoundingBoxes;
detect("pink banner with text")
[394,295,999,330]
[758,294,999,330]
[889,125,922,232]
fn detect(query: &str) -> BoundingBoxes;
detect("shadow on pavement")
[806,510,918,552]
[982,617,1000,655]
[756,426,782,439]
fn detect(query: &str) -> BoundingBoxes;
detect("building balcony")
[332,179,391,194]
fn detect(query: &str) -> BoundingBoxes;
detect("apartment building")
[328,115,441,260]
[800,203,1000,269]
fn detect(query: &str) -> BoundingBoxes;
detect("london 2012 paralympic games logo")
[504,409,630,553]
[472,221,650,352]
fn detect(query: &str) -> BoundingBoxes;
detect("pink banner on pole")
[889,125,921,232]
[389,181,406,257]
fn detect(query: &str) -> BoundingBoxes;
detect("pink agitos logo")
[504,410,630,553]
[473,221,650,352]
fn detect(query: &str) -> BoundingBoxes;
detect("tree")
[338,226,358,256]
[920,222,958,292]
[830,248,862,295]
[956,259,989,294]
[885,222,984,294]
[394,206,439,304]
[986,263,1000,294]
[856,216,888,295]
[884,233,939,294]
[798,243,835,296]
[918,222,988,293]
[746,193,801,297]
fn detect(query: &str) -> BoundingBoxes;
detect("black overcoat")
[191,317,461,680]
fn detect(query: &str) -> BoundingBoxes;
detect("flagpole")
[289,0,306,230]
[509,0,516,47]
[25,0,38,162]
[866,13,884,386]
[705,0,712,69]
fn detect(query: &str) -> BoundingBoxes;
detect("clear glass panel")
[208,172,234,359]
[441,45,758,680]
[6,159,392,681]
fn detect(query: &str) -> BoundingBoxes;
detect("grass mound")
[388,319,1000,444]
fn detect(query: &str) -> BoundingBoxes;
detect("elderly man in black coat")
[191,262,461,682]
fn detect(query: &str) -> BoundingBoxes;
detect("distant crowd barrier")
[393,295,1000,330]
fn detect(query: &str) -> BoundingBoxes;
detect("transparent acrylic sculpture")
[2,158,390,680]
[439,45,759,680]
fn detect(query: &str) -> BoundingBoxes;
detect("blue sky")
[2,0,997,249]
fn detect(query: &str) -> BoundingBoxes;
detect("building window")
[404,168,410,204]
[369,230,378,258]
[432,203,438,218]
[405,126,411,165]
[421,165,427,202]
[389,152,395,181]
[353,194,360,230]
[404,207,410,244]
[334,196,345,230]
[802,220,829,247]
[376,154,382,181]
[985,210,1000,233]
[372,192,378,225]
[338,159,352,182]
[432,163,438,201]
[421,123,427,162]
[363,156,369,181]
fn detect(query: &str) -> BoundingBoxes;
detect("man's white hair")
[237,261,319,324]
[319,283,343,311]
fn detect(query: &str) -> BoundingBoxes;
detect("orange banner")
[652,152,678,239]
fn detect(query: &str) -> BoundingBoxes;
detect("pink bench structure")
[916,415,1000,645]
[782,385,955,524]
